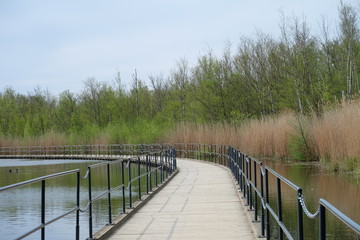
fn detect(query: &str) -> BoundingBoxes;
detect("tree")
[338,1,360,99]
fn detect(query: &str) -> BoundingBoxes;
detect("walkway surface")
[109,158,255,240]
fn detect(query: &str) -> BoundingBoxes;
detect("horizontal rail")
[0,144,177,240]
[173,143,360,240]
[320,198,360,235]
[1,143,358,240]
[265,166,301,191]
[0,169,80,192]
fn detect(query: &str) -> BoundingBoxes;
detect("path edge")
[93,169,179,240]
[180,158,263,240]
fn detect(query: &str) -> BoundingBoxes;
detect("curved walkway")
[109,158,255,240]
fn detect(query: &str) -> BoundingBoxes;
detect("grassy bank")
[166,103,360,175]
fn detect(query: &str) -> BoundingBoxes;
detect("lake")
[0,158,153,240]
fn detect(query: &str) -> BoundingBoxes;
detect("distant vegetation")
[0,2,359,173]
[167,103,360,174]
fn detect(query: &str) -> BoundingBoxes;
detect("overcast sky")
[0,0,357,95]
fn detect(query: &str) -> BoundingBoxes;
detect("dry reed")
[167,104,360,173]
[312,102,360,170]
[166,112,295,159]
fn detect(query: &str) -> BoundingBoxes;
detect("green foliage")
[106,118,172,144]
[288,116,318,162]
[288,133,310,161]
[341,157,359,172]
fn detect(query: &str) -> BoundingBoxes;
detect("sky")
[0,0,357,95]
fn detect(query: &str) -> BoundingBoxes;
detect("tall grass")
[167,104,360,173]
[166,113,295,159]
[0,131,68,147]
[312,103,360,172]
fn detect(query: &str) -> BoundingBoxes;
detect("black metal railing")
[0,144,166,157]
[1,143,359,239]
[0,145,176,240]
[0,169,81,240]
[173,143,360,240]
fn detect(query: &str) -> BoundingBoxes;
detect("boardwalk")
[109,158,255,240]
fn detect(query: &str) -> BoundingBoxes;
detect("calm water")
[262,159,360,240]
[0,158,152,240]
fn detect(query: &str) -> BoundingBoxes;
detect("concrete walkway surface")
[109,158,255,240]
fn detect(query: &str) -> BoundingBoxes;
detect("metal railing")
[0,144,166,157]
[174,143,360,240]
[0,169,81,240]
[0,145,177,240]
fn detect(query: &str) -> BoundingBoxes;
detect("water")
[0,158,154,240]
[261,159,360,240]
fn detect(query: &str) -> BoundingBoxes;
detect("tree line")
[0,2,359,141]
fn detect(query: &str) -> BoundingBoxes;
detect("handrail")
[1,143,358,239]
[0,144,177,240]
[0,169,81,240]
[320,199,360,236]
[0,169,79,192]
[172,143,360,240]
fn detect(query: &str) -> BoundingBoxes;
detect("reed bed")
[166,113,295,159]
[167,104,360,173]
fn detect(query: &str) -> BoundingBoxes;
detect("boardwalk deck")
[109,158,256,240]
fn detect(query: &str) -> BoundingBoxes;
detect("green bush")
[288,116,318,162]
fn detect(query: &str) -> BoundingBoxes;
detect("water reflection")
[262,159,360,240]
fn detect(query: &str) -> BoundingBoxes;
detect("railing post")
[155,153,158,187]
[297,189,304,240]
[260,163,265,237]
[249,157,253,210]
[170,150,174,173]
[165,152,168,179]
[198,144,201,160]
[88,167,93,239]
[246,156,249,206]
[107,163,112,225]
[128,159,132,208]
[146,155,149,194]
[41,180,46,240]
[149,155,153,192]
[265,168,270,240]
[277,178,283,240]
[121,161,126,213]
[160,152,164,183]
[239,153,243,192]
[242,153,246,198]
[237,151,240,185]
[319,204,326,240]
[253,161,258,222]
[76,171,80,240]
[173,148,177,170]
[138,157,141,200]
